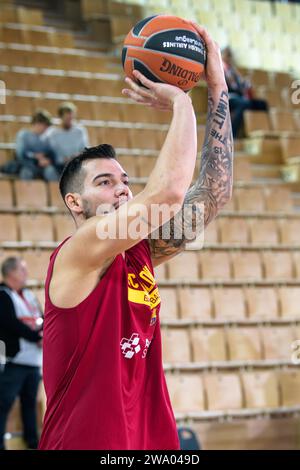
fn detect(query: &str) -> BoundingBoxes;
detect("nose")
[115,182,129,198]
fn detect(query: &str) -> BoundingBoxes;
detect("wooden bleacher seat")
[158,287,178,320]
[53,214,74,242]
[129,129,160,151]
[93,102,121,121]
[0,5,17,23]
[218,217,249,245]
[278,287,300,319]
[102,127,129,149]
[166,252,199,282]
[203,373,242,411]
[203,220,218,246]
[245,287,279,320]
[137,156,156,178]
[273,72,292,89]
[270,109,297,133]
[199,251,231,281]
[0,214,18,242]
[0,48,28,67]
[279,370,300,407]
[117,155,139,178]
[244,111,272,136]
[261,326,295,361]
[2,95,33,116]
[14,180,48,209]
[22,249,51,282]
[234,158,252,181]
[256,88,282,108]
[292,252,300,278]
[190,327,227,362]
[166,372,205,413]
[249,218,279,245]
[213,287,246,321]
[0,180,14,208]
[264,187,293,213]
[130,182,144,196]
[250,70,271,88]
[161,328,191,364]
[48,182,66,210]
[17,7,44,26]
[30,51,57,69]
[231,251,263,280]
[262,251,294,281]
[241,371,280,408]
[281,136,300,162]
[178,287,212,321]
[226,327,262,361]
[235,187,265,212]
[153,263,166,283]
[18,214,54,243]
[278,219,300,246]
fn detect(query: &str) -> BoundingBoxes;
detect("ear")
[65,192,83,215]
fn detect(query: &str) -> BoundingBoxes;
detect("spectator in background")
[222,47,268,139]
[48,102,89,173]
[0,257,43,450]
[16,110,59,181]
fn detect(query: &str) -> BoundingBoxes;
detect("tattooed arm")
[149,26,233,267]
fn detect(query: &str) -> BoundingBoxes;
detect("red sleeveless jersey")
[38,237,179,450]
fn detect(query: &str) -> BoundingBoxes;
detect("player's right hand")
[122,70,190,111]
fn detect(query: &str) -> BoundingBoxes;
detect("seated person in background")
[48,102,89,173]
[16,110,59,181]
[222,46,268,139]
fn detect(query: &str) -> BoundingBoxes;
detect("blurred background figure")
[0,257,43,450]
[48,102,89,173]
[16,110,59,181]
[222,47,268,138]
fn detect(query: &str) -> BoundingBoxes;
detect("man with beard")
[39,25,233,450]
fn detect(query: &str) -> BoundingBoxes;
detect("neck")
[4,280,22,292]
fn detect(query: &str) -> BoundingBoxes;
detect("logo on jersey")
[120,333,141,359]
[120,333,152,360]
[127,265,160,325]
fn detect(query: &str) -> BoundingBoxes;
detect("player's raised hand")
[122,70,190,110]
[188,22,227,90]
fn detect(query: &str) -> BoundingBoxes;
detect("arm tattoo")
[149,88,233,262]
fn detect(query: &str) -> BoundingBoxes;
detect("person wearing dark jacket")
[0,257,43,450]
[222,47,268,138]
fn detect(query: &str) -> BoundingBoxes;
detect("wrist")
[172,93,192,109]
[208,82,228,92]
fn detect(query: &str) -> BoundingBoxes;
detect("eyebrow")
[92,172,128,183]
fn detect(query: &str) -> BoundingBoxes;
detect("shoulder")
[16,128,29,139]
[73,124,87,134]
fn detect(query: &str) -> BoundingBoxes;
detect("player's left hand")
[188,22,227,90]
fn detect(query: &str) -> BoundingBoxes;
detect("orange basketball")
[122,15,207,92]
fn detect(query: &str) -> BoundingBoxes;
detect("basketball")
[122,15,207,92]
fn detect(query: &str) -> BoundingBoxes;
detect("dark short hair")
[1,257,21,278]
[32,109,52,127]
[58,101,77,118]
[59,144,117,203]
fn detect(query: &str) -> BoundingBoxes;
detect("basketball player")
[38,25,233,450]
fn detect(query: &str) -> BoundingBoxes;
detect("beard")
[82,198,95,220]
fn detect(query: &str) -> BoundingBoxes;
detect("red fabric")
[38,237,179,450]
